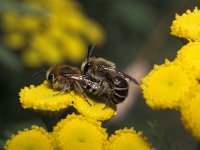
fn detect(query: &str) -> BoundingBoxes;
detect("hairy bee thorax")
[81,57,116,81]
[81,57,116,72]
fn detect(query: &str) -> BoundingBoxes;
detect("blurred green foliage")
[1,0,200,149]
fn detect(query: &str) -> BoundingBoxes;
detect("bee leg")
[53,89,66,96]
[53,91,62,96]
[102,96,112,109]
[53,85,70,96]
[102,100,110,110]
[74,81,92,106]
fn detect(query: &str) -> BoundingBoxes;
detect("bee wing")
[66,74,101,90]
[101,67,139,85]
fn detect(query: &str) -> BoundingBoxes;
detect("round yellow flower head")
[171,7,200,41]
[53,113,108,150]
[19,81,73,111]
[73,94,116,121]
[141,60,194,109]
[175,42,200,79]
[4,126,54,150]
[180,84,200,140]
[106,128,154,150]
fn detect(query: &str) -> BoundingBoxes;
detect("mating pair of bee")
[46,45,139,107]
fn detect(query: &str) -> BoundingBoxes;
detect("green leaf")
[147,121,173,150]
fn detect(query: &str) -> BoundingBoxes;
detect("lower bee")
[80,45,139,106]
[46,65,102,105]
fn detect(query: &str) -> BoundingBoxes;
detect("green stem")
[36,109,66,132]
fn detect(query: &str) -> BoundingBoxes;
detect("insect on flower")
[46,65,102,104]
[80,45,139,106]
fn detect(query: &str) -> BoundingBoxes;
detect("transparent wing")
[100,66,139,85]
[65,74,101,90]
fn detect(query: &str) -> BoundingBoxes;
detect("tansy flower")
[105,128,154,150]
[175,42,200,79]
[180,84,200,140]
[141,60,194,109]
[171,7,200,41]
[53,113,108,150]
[19,81,74,111]
[1,0,105,67]
[4,126,54,150]
[19,80,116,120]
[73,95,116,121]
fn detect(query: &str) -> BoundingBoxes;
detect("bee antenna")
[32,70,46,78]
[87,44,96,60]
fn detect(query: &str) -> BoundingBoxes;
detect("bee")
[46,65,101,102]
[80,45,139,106]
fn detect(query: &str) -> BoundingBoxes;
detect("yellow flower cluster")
[19,81,116,121]
[1,0,105,67]
[171,7,200,41]
[5,114,154,150]
[141,7,200,140]
[14,73,154,149]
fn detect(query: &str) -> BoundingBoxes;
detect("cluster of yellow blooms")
[4,81,155,149]
[1,0,105,67]
[141,7,200,140]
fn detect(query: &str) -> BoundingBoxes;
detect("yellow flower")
[73,95,116,121]
[1,0,105,67]
[4,126,54,150]
[19,81,73,111]
[58,34,87,63]
[22,35,64,67]
[53,113,108,150]
[171,7,200,41]
[141,60,194,109]
[4,32,25,49]
[106,128,154,150]
[180,84,200,140]
[175,42,200,79]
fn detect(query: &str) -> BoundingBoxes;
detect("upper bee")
[79,45,139,106]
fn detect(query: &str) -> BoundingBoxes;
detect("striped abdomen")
[111,76,129,104]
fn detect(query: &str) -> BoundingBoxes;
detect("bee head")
[81,44,116,75]
[81,44,96,74]
[46,65,80,89]
[81,58,94,74]
[46,67,56,84]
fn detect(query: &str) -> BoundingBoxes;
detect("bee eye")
[84,62,91,74]
[48,73,55,82]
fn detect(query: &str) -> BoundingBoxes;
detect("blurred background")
[0,0,200,149]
